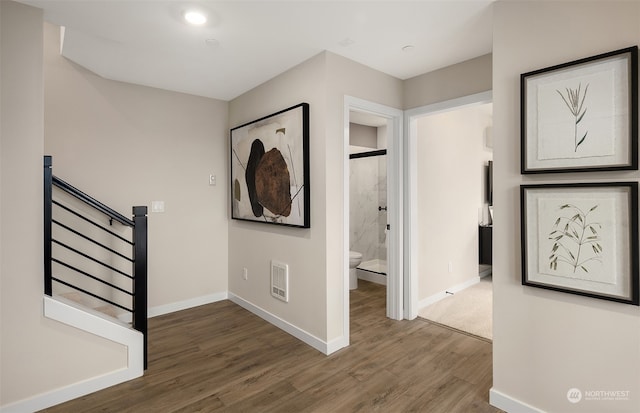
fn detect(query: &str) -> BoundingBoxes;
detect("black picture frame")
[230,103,310,228]
[521,182,638,305]
[521,46,638,174]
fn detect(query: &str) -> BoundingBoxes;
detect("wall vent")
[271,260,289,302]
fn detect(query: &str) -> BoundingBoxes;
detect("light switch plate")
[151,201,165,213]
[209,174,216,186]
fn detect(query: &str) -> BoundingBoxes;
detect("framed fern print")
[521,46,638,173]
[521,182,638,305]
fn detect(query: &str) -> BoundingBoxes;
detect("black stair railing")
[44,156,148,369]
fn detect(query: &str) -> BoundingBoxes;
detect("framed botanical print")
[521,46,638,173]
[521,182,638,305]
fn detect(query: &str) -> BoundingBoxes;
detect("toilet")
[349,251,363,290]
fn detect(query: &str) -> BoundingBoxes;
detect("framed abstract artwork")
[521,182,638,305]
[521,46,638,173]
[230,103,310,228]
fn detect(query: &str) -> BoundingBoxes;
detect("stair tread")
[56,292,126,320]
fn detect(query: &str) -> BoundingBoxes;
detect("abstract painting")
[521,46,637,173]
[521,182,638,305]
[230,103,310,228]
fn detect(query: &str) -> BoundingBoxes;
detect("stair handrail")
[44,155,148,369]
[52,175,134,227]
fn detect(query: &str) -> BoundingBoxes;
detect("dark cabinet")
[479,225,492,265]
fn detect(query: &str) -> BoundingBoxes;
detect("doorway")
[349,113,388,286]
[404,91,493,320]
[343,96,403,345]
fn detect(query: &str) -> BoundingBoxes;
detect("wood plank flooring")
[40,280,501,413]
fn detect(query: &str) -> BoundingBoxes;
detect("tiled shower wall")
[349,153,387,263]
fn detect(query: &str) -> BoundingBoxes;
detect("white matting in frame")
[521,46,638,173]
[521,183,638,305]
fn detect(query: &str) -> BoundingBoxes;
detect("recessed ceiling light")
[184,10,207,25]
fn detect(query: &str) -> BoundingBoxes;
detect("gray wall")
[404,54,492,110]
[492,1,640,412]
[44,23,230,311]
[228,51,403,345]
[417,104,493,300]
[1,2,127,405]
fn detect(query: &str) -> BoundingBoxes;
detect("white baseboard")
[148,292,228,318]
[418,276,480,310]
[1,297,144,413]
[326,336,349,354]
[228,293,337,355]
[116,292,229,323]
[489,388,544,413]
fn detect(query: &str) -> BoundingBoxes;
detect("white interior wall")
[492,1,640,412]
[43,23,229,311]
[417,104,493,299]
[228,51,403,349]
[228,52,328,344]
[326,52,403,338]
[0,3,127,407]
[403,54,492,319]
[349,123,377,148]
[404,54,492,110]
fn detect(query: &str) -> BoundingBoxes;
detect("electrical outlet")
[243,267,248,280]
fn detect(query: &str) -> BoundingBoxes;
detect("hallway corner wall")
[1,2,127,408]
[492,1,640,412]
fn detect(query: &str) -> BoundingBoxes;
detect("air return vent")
[271,260,289,302]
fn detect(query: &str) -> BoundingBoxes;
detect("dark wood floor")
[41,280,501,412]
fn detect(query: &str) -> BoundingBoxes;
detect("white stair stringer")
[7,296,144,412]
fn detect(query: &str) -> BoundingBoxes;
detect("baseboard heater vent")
[271,260,289,302]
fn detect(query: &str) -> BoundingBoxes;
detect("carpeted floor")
[418,276,493,341]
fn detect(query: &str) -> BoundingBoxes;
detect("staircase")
[58,290,125,319]
[43,156,148,368]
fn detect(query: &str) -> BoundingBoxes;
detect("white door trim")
[403,90,492,320]
[344,96,404,331]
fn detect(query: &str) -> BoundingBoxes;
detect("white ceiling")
[19,0,495,101]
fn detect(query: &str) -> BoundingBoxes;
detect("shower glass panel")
[349,151,387,274]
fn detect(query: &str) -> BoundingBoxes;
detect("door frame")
[403,90,493,319]
[343,96,404,337]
